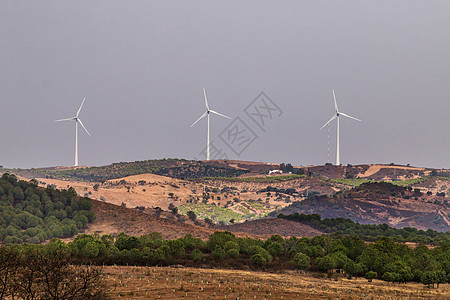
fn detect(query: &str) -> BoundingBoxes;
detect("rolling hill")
[270,181,450,231]
[2,160,449,234]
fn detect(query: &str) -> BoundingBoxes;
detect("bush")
[382,272,401,283]
[292,252,310,270]
[249,246,272,263]
[317,255,337,272]
[191,249,204,262]
[366,271,377,282]
[250,253,267,267]
[207,231,236,251]
[224,241,240,252]
[212,247,226,260]
[227,248,240,259]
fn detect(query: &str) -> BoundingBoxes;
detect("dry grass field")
[102,266,449,299]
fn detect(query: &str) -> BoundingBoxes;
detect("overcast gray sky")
[1,1,449,169]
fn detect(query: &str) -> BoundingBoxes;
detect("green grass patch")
[235,205,251,215]
[247,202,268,210]
[390,177,430,187]
[178,203,245,224]
[331,178,373,187]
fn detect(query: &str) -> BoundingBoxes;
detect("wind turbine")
[54,97,91,167]
[320,90,361,165]
[191,88,231,161]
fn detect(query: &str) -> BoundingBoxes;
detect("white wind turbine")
[320,90,361,165]
[54,97,91,167]
[191,88,231,161]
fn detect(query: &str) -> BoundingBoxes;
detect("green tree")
[191,249,204,262]
[212,247,226,260]
[344,260,363,278]
[227,248,239,259]
[82,242,100,258]
[366,271,377,282]
[382,272,401,283]
[115,233,142,251]
[292,252,310,270]
[421,271,437,288]
[317,255,337,276]
[250,253,267,267]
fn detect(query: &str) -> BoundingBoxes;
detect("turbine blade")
[340,112,361,122]
[54,117,76,122]
[76,97,86,117]
[77,119,91,136]
[320,114,337,130]
[203,88,209,111]
[191,111,208,127]
[210,110,231,119]
[332,89,339,113]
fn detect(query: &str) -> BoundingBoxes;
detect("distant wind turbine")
[54,97,91,167]
[191,88,231,161]
[320,90,361,165]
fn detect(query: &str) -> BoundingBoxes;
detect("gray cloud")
[0,1,449,169]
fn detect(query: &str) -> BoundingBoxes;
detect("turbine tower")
[191,88,231,160]
[320,90,361,165]
[54,97,91,167]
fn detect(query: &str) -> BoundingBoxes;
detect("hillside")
[5,159,250,182]
[306,164,434,181]
[87,199,215,240]
[0,173,95,244]
[215,218,322,238]
[4,161,449,232]
[30,173,339,225]
[271,182,450,231]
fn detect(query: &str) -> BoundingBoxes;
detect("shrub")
[249,246,272,263]
[227,248,240,259]
[191,249,204,262]
[224,241,240,252]
[382,272,401,283]
[212,247,226,260]
[207,231,236,251]
[366,271,377,282]
[292,252,310,270]
[250,253,267,267]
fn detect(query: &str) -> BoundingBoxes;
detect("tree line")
[2,230,446,288]
[278,213,450,245]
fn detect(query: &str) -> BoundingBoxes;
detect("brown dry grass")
[359,165,428,179]
[35,174,200,210]
[102,266,449,299]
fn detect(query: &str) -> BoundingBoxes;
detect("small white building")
[268,170,283,175]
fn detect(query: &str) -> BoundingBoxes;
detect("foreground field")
[102,266,449,299]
